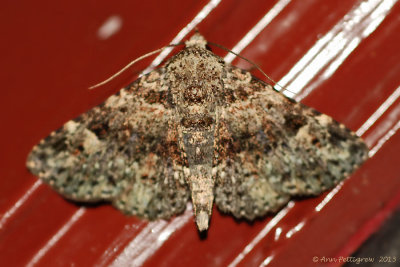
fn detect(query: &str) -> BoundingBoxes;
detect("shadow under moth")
[27,33,368,231]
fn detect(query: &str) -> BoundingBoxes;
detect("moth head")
[185,33,207,49]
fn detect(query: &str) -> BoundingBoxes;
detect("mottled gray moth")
[27,33,368,231]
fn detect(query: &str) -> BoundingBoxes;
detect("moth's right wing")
[214,65,368,220]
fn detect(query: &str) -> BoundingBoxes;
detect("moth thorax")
[167,47,223,106]
[183,84,212,104]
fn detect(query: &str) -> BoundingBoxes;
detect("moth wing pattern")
[26,33,369,231]
[214,64,368,220]
[27,67,190,220]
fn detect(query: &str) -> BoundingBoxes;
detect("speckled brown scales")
[27,33,368,231]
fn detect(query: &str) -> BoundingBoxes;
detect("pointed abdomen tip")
[196,211,209,231]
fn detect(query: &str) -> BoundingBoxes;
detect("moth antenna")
[208,42,295,95]
[89,44,181,90]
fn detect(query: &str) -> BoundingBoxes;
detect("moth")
[27,33,368,231]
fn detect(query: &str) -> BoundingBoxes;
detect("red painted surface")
[1,0,400,266]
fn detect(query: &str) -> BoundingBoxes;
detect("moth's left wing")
[214,65,368,220]
[27,68,190,220]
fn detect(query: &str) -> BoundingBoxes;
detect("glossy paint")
[1,0,400,266]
